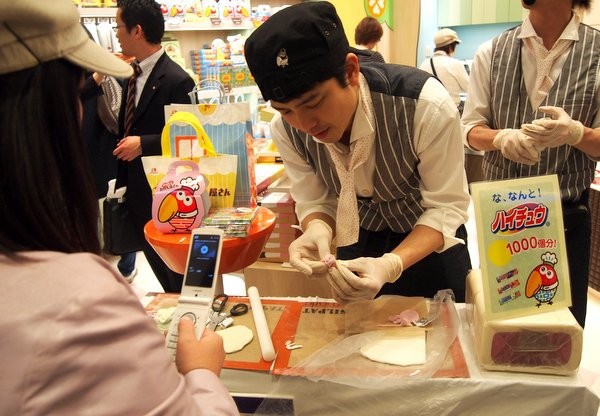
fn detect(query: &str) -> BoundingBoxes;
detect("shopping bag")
[196,153,238,208]
[102,179,143,254]
[151,160,211,233]
[165,102,257,208]
[142,110,238,208]
[160,110,217,159]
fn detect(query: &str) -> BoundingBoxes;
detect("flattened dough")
[217,325,254,354]
[360,332,426,366]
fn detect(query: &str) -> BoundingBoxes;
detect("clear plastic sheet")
[252,290,458,401]
[285,289,459,388]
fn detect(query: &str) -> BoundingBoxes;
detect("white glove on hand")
[327,253,404,304]
[521,106,584,148]
[492,128,541,165]
[288,219,333,275]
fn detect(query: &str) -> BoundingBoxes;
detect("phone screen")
[186,233,220,288]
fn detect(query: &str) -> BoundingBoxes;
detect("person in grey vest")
[244,1,472,303]
[462,0,600,327]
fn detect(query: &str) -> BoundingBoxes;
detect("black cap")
[244,1,349,102]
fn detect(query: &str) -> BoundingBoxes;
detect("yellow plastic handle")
[161,111,217,157]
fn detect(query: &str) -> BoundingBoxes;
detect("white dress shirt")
[419,50,470,106]
[462,13,600,148]
[271,74,469,251]
[134,46,165,106]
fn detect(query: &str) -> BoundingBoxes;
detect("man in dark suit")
[113,0,195,292]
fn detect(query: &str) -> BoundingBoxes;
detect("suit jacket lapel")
[133,53,167,124]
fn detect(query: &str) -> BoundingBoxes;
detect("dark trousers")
[117,251,136,276]
[337,225,472,302]
[563,202,591,328]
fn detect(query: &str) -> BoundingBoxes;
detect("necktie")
[325,84,375,247]
[523,37,571,108]
[124,62,141,136]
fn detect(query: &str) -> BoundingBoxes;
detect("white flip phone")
[164,227,224,360]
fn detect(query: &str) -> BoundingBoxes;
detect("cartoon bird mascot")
[158,186,198,231]
[525,252,559,307]
[156,175,208,232]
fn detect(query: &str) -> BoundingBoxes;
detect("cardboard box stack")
[189,47,232,91]
[243,261,332,298]
[189,43,254,92]
[259,191,300,262]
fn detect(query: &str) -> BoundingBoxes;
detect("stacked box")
[202,207,258,238]
[259,192,300,262]
[189,49,231,73]
[216,65,233,92]
[243,261,332,297]
[232,64,248,88]
[247,69,256,85]
[189,49,236,91]
[189,47,255,89]
[466,270,583,375]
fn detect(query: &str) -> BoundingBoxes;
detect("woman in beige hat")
[0,0,238,414]
[419,28,469,111]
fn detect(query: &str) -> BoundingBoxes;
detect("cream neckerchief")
[523,36,572,108]
[325,82,375,247]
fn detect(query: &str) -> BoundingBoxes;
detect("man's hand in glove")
[522,106,584,148]
[327,253,404,304]
[288,219,333,275]
[492,128,541,165]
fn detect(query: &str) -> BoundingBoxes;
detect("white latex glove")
[521,106,584,148]
[288,219,333,275]
[327,253,404,304]
[492,128,541,165]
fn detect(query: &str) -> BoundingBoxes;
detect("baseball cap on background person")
[434,28,461,48]
[244,1,349,102]
[0,0,132,78]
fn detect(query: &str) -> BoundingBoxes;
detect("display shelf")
[78,7,253,31]
[164,22,253,31]
[78,2,298,80]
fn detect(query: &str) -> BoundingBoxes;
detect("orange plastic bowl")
[144,206,276,275]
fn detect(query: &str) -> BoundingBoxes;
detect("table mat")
[145,294,469,377]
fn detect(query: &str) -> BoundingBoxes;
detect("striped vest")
[486,24,600,202]
[282,64,431,233]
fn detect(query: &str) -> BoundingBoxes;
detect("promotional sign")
[364,0,393,29]
[471,175,571,320]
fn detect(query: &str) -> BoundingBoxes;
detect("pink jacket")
[0,251,239,415]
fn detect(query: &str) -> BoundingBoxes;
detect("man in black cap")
[245,1,472,303]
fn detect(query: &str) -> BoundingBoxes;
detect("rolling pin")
[247,286,276,361]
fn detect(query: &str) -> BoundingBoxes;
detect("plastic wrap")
[275,290,459,390]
